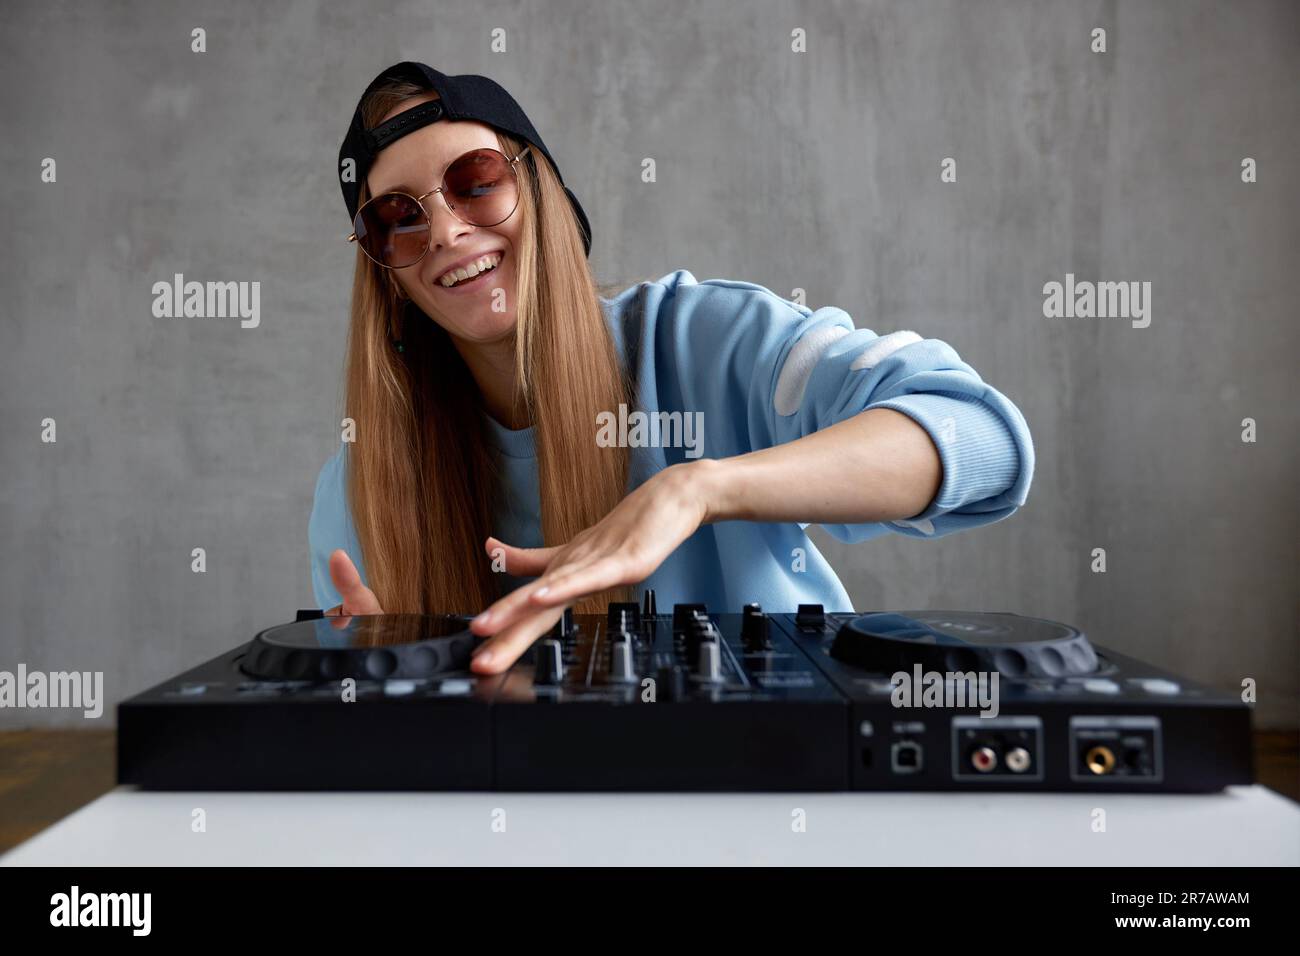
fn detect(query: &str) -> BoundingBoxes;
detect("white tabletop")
[4,785,1298,866]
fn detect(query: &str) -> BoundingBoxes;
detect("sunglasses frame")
[347,145,531,269]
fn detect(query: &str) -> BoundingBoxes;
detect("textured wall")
[1,0,1295,727]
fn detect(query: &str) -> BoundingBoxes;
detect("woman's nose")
[426,191,476,248]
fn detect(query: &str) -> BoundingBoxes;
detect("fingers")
[527,556,627,608]
[328,549,384,615]
[484,536,556,576]
[329,549,363,594]
[470,575,541,635]
[470,603,565,675]
[473,554,627,637]
[469,537,557,634]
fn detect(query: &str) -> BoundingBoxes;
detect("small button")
[1139,678,1181,696]
[438,679,472,696]
[1082,679,1120,695]
[384,680,418,696]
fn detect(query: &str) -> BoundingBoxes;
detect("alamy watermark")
[595,403,704,459]
[50,886,150,936]
[1042,273,1151,328]
[890,664,1000,718]
[151,273,260,328]
[0,665,103,718]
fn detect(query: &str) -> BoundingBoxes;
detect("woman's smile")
[433,250,506,294]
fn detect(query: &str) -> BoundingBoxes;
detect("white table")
[4,785,1298,866]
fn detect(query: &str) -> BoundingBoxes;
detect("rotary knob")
[684,612,718,662]
[608,636,636,683]
[695,639,722,682]
[533,638,564,686]
[742,603,771,651]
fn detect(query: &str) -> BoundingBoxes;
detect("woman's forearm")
[693,407,943,526]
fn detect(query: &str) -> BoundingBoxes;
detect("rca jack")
[1085,744,1117,776]
[1005,747,1032,773]
[970,746,998,773]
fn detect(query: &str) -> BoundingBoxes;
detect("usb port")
[890,740,923,774]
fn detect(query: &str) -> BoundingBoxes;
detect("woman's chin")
[421,307,516,344]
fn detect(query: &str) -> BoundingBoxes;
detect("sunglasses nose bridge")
[420,186,478,239]
[411,182,450,214]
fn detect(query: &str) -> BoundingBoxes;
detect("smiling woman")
[326,70,634,627]
[309,62,1035,676]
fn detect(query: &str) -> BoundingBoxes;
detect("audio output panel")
[951,716,1044,782]
[1070,716,1163,783]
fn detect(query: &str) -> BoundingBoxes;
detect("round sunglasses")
[347,145,529,269]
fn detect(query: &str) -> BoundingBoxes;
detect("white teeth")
[438,252,502,287]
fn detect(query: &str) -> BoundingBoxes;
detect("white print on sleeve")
[775,328,924,416]
[849,330,921,371]
[773,325,851,416]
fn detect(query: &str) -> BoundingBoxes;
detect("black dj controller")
[117,595,1253,792]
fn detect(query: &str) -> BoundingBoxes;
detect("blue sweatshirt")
[309,269,1034,613]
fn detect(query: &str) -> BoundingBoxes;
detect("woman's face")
[366,92,521,344]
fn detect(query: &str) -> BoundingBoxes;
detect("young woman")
[310,63,1035,676]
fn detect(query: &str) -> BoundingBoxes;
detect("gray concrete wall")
[1,0,1295,727]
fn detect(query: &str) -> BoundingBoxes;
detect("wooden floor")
[0,729,116,855]
[1,729,1296,856]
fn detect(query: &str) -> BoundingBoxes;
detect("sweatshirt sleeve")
[307,445,367,608]
[645,271,1035,544]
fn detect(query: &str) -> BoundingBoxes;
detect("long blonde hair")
[345,78,633,614]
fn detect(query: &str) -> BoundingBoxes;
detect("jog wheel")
[242,613,476,682]
[829,610,1097,678]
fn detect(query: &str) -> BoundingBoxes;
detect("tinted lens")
[443,149,519,226]
[354,192,429,268]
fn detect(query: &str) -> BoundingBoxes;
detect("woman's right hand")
[324,548,384,617]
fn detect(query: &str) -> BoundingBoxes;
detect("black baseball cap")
[338,61,592,257]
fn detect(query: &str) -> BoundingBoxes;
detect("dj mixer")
[117,594,1253,792]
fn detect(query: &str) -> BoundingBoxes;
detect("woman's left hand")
[467,460,717,673]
